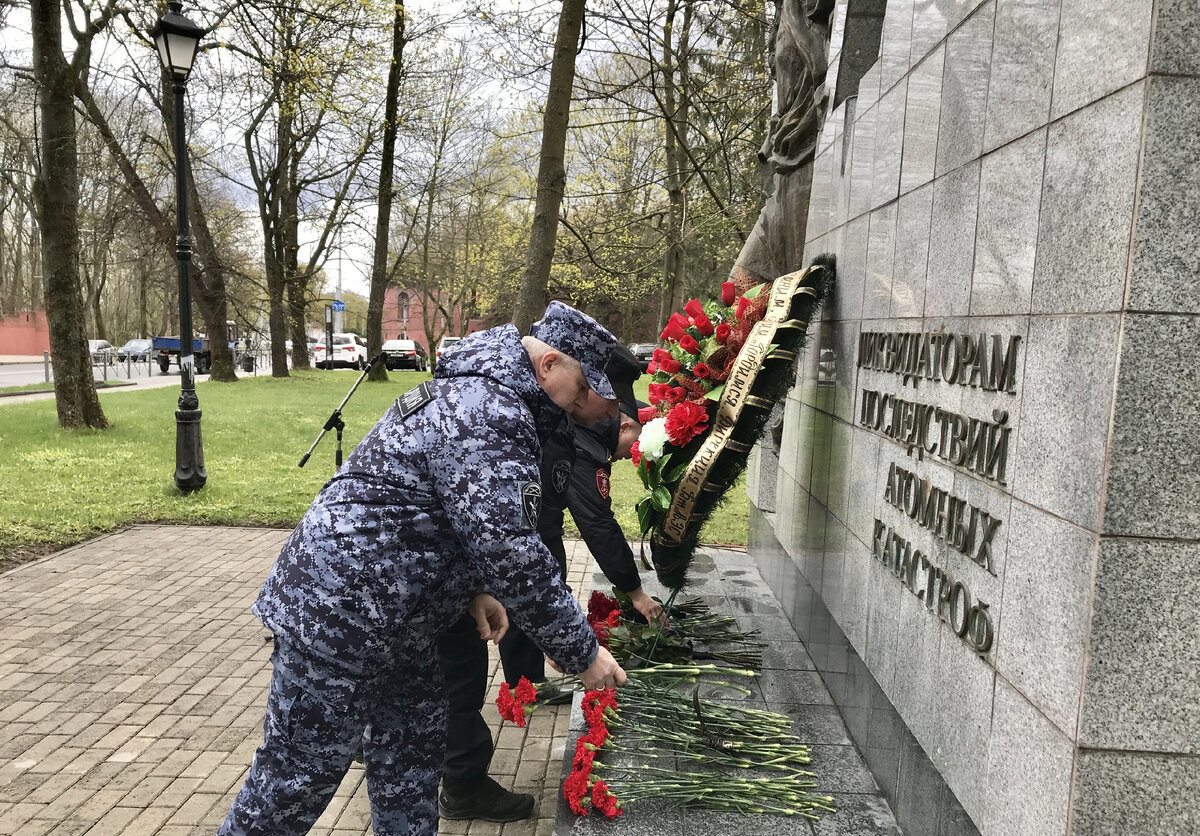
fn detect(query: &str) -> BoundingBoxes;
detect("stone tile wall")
[751,1,1200,834]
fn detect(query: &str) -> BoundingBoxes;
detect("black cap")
[605,344,642,409]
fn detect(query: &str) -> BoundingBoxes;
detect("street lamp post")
[152,2,207,493]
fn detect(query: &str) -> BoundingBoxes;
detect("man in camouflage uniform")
[437,346,662,824]
[217,302,628,836]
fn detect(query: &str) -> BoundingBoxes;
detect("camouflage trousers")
[217,636,446,836]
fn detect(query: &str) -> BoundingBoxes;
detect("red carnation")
[638,406,659,424]
[574,737,596,771]
[514,676,538,706]
[592,780,622,819]
[684,298,705,318]
[665,386,686,404]
[678,335,700,355]
[563,768,591,816]
[588,590,620,621]
[721,281,736,306]
[591,620,610,647]
[735,296,752,320]
[660,356,681,374]
[497,683,528,727]
[629,441,641,466]
[665,400,710,446]
[715,322,732,344]
[585,723,609,748]
[693,313,714,337]
[693,362,711,380]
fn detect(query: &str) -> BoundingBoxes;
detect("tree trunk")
[511,0,586,333]
[138,262,148,338]
[367,2,408,383]
[185,168,237,381]
[286,277,309,368]
[658,0,693,327]
[29,207,42,308]
[12,199,24,313]
[266,254,289,375]
[31,0,107,429]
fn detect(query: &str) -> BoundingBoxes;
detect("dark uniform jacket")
[252,325,599,675]
[540,417,642,593]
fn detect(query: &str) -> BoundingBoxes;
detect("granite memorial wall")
[745,1,1200,833]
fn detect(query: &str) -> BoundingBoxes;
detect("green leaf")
[705,384,724,401]
[636,497,656,534]
[664,460,690,483]
[742,282,768,301]
[652,485,672,510]
[637,460,652,490]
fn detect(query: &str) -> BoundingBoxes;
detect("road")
[0,359,288,404]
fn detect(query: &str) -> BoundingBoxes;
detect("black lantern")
[153,1,208,493]
[151,3,205,80]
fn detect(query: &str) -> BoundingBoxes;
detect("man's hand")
[468,594,508,644]
[577,646,627,690]
[627,587,666,627]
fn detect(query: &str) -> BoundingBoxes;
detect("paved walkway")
[0,527,597,836]
[0,526,899,836]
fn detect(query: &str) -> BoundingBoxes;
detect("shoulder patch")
[397,381,433,419]
[595,469,610,500]
[521,481,543,529]
[551,460,573,494]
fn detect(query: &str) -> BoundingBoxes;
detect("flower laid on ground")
[495,676,540,728]
[562,687,623,818]
[587,589,765,669]
[562,665,836,819]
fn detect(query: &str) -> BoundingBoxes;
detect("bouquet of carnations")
[635,256,835,589]
[562,665,835,819]
[586,589,764,669]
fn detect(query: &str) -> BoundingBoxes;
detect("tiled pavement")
[0,526,898,836]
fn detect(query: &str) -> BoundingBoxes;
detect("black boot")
[439,775,535,822]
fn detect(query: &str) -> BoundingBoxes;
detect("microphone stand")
[299,353,386,470]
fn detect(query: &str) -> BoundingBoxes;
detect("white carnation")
[639,417,669,460]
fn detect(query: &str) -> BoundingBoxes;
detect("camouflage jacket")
[252,325,599,675]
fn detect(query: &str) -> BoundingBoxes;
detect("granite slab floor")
[0,526,899,836]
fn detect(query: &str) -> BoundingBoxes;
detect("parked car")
[382,339,428,371]
[313,333,368,369]
[629,343,657,372]
[116,338,153,363]
[434,336,462,370]
[87,339,115,365]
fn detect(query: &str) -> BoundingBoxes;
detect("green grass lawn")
[0,370,748,568]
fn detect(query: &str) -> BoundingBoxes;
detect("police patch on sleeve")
[521,482,542,529]
[397,381,433,419]
[596,469,610,499]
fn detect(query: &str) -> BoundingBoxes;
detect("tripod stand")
[299,353,386,470]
